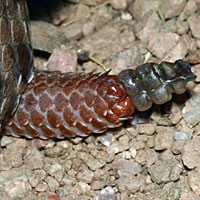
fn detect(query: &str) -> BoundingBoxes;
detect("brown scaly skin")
[0,0,33,130]
[0,0,197,139]
[3,71,135,138]
[3,60,196,139]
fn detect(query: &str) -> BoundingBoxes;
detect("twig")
[63,0,113,27]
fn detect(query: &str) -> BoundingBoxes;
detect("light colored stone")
[188,14,200,39]
[155,127,173,150]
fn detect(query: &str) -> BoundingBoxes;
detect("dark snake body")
[0,0,197,139]
[0,0,33,129]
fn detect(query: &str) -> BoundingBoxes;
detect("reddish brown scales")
[3,71,135,139]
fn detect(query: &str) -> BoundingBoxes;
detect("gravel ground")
[1,0,200,199]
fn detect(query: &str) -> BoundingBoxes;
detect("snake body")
[0,0,33,129]
[0,0,197,139]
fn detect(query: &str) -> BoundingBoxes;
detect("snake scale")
[0,0,197,139]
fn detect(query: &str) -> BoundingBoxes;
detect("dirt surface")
[1,0,200,199]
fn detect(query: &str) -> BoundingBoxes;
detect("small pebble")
[182,95,200,127]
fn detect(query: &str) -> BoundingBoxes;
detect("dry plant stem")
[63,0,113,27]
[88,55,112,73]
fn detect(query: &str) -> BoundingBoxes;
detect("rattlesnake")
[0,0,196,139]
